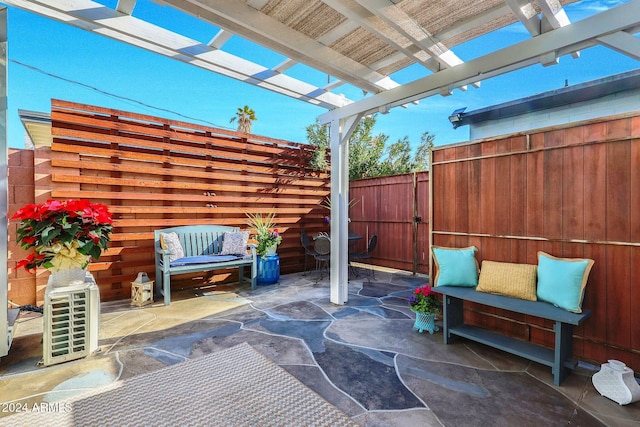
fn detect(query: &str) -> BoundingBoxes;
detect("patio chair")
[300,230,318,276]
[313,234,331,281]
[349,233,377,280]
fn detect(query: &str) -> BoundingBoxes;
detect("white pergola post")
[0,7,10,357]
[329,114,361,305]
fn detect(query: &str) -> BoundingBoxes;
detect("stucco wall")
[7,148,36,306]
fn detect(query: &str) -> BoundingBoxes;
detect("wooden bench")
[154,225,257,306]
[432,285,591,386]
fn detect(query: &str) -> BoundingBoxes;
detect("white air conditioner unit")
[43,276,100,366]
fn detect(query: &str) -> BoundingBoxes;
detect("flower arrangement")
[245,210,282,258]
[12,199,113,273]
[408,285,440,314]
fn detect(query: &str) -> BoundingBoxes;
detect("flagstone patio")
[0,268,638,426]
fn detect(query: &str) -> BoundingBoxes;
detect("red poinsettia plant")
[12,199,113,273]
[408,285,440,314]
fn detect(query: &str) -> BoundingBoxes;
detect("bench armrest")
[154,242,172,272]
[248,243,257,257]
[155,247,170,255]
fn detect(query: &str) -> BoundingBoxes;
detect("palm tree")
[230,105,257,133]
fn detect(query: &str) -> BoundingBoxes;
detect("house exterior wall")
[469,89,640,141]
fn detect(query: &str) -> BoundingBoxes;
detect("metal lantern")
[131,272,154,307]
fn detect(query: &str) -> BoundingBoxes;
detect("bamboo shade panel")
[37,99,331,300]
[430,113,640,374]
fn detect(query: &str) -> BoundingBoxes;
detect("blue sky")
[3,0,638,150]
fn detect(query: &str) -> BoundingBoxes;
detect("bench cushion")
[169,255,243,267]
[477,260,537,301]
[432,246,479,287]
[220,231,250,255]
[536,251,594,313]
[160,232,185,262]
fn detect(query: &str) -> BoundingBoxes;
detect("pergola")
[1,0,640,356]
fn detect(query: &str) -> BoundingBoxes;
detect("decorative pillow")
[477,260,537,301]
[536,251,595,313]
[431,246,479,287]
[159,232,185,262]
[220,231,250,255]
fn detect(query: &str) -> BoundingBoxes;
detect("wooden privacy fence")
[349,172,429,274]
[16,100,330,302]
[430,112,640,373]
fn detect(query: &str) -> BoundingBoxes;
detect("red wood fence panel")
[430,112,640,374]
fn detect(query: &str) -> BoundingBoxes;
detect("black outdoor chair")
[349,233,377,280]
[313,234,331,281]
[300,230,318,276]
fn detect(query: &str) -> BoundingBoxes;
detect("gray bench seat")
[432,285,591,386]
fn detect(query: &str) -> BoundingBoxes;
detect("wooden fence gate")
[349,172,429,275]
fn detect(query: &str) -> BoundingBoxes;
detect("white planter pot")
[265,245,277,256]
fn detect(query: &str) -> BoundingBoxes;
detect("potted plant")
[245,211,282,259]
[12,199,113,287]
[408,285,440,334]
[245,211,282,285]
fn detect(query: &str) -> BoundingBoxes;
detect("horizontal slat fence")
[27,99,330,301]
[430,112,640,374]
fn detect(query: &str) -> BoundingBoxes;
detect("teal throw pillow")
[536,251,594,313]
[432,246,479,287]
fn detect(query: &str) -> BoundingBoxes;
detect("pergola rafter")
[321,0,439,78]
[354,0,467,71]
[319,1,640,123]
[115,0,136,15]
[506,0,580,61]
[6,0,638,118]
[8,0,352,109]
[153,0,401,94]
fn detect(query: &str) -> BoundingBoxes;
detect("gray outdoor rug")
[3,342,358,427]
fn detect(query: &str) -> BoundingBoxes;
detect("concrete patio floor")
[1,267,639,426]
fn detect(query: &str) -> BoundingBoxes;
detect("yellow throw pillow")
[159,234,168,250]
[477,260,537,301]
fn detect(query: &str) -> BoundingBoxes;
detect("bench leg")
[554,321,574,386]
[251,260,257,290]
[163,271,171,306]
[155,266,171,306]
[443,295,464,344]
[155,265,163,300]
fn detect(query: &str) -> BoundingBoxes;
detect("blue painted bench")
[154,225,257,306]
[432,285,591,386]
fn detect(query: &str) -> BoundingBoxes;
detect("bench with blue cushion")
[154,225,257,305]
